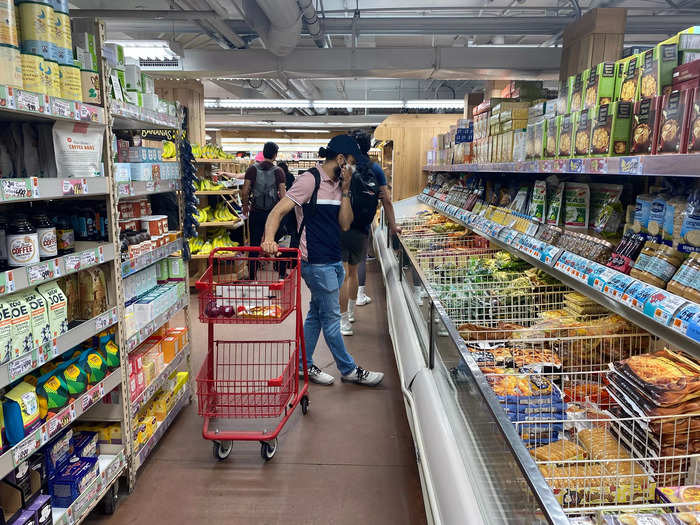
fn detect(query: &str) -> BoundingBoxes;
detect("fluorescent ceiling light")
[312,100,404,109]
[405,100,465,109]
[221,138,328,144]
[205,99,310,109]
[274,129,330,134]
[205,121,383,128]
[205,127,221,131]
[205,99,465,110]
[106,40,178,60]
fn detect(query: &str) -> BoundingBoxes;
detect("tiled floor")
[88,264,426,525]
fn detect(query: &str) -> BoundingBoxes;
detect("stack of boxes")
[113,137,179,184]
[118,197,180,257]
[72,30,101,104]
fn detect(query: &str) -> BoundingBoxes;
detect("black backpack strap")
[292,168,321,247]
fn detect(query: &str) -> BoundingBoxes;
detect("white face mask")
[349,164,357,174]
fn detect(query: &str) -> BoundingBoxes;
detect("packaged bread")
[529,439,587,462]
[79,266,107,320]
[611,349,700,406]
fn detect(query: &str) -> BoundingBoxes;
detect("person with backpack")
[338,132,401,336]
[241,142,287,280]
[260,135,384,387]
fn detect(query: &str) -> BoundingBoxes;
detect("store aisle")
[88,264,426,525]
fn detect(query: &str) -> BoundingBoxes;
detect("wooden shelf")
[195,189,239,195]
[198,220,244,228]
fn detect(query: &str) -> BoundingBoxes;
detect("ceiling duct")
[243,0,302,56]
[297,0,326,48]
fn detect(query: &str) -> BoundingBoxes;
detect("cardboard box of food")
[630,97,662,155]
[640,43,678,99]
[619,54,642,103]
[545,115,559,158]
[590,101,632,156]
[558,113,574,158]
[557,79,570,115]
[533,119,547,159]
[687,87,700,153]
[570,70,589,113]
[573,109,593,157]
[585,62,616,109]
[657,89,692,153]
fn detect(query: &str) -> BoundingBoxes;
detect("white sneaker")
[349,311,355,323]
[300,364,335,385]
[340,318,354,336]
[356,293,372,306]
[341,366,384,386]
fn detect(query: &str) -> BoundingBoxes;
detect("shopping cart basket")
[195,247,309,461]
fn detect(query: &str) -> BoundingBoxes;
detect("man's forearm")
[263,206,284,241]
[383,196,398,229]
[339,194,353,231]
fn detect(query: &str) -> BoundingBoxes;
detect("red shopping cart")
[195,247,309,461]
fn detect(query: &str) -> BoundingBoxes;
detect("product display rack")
[0,17,192,520]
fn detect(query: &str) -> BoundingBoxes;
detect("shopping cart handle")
[267,375,283,387]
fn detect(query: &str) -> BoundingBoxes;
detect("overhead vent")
[138,57,182,71]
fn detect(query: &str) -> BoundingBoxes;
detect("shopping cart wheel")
[260,438,278,461]
[100,481,119,515]
[301,395,310,415]
[213,440,233,461]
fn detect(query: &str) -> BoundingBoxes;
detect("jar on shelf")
[31,212,57,261]
[54,212,74,255]
[7,214,39,267]
[668,253,700,303]
[631,243,684,289]
[0,215,8,271]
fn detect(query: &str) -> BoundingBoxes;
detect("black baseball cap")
[326,135,361,158]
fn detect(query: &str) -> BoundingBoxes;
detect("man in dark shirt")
[241,142,286,279]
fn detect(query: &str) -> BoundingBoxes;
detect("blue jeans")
[300,261,357,375]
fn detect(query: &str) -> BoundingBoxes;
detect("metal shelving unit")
[0,177,110,203]
[0,87,105,125]
[129,345,190,417]
[120,239,183,278]
[116,179,181,200]
[423,153,700,177]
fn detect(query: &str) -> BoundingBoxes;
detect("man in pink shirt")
[260,135,384,387]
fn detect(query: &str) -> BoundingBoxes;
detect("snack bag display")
[76,347,107,385]
[3,382,41,446]
[35,370,69,419]
[56,358,88,397]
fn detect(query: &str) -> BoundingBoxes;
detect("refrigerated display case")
[374,198,700,524]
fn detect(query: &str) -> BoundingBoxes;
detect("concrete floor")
[88,264,426,525]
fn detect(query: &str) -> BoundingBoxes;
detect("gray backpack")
[252,163,279,211]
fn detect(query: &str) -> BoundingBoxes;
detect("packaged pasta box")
[619,54,642,103]
[640,42,679,98]
[570,70,589,113]
[591,101,632,156]
[573,109,592,157]
[557,113,573,158]
[630,97,662,154]
[545,115,558,158]
[657,89,692,154]
[687,87,700,153]
[585,61,616,109]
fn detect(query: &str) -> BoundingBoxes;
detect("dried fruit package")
[589,183,623,235]
[563,182,590,231]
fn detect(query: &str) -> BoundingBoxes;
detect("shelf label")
[540,244,562,266]
[671,303,700,337]
[64,254,80,272]
[2,179,30,200]
[12,433,39,466]
[643,290,688,325]
[589,158,608,174]
[590,267,617,291]
[95,310,114,331]
[146,181,155,193]
[27,261,55,284]
[569,158,584,173]
[117,183,132,197]
[62,179,88,196]
[81,383,103,412]
[620,156,642,175]
[16,90,41,113]
[604,273,635,300]
[621,280,658,311]
[52,98,72,119]
[80,249,97,268]
[8,354,34,381]
[47,406,71,438]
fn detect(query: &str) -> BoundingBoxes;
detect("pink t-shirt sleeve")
[285,171,315,206]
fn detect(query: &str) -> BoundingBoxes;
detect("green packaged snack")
[77,348,107,385]
[619,54,642,102]
[528,180,547,223]
[564,182,590,231]
[591,102,633,156]
[558,114,573,158]
[640,43,678,98]
[585,62,616,109]
[546,183,565,226]
[570,70,589,112]
[35,371,69,419]
[545,116,559,158]
[574,109,592,157]
[56,358,87,397]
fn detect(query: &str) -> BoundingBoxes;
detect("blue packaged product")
[504,400,565,416]
[25,493,52,525]
[48,456,99,508]
[71,431,98,458]
[8,509,34,525]
[3,382,42,446]
[43,428,72,477]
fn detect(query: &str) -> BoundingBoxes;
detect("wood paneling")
[374,114,457,201]
[154,79,205,145]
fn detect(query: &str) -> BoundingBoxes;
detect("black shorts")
[340,228,369,265]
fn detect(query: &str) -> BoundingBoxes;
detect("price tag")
[52,98,72,119]
[540,244,562,265]
[98,246,105,263]
[8,354,33,381]
[590,267,617,291]
[569,158,584,173]
[643,290,688,325]
[12,434,38,465]
[62,179,88,196]
[146,181,155,193]
[64,254,80,272]
[117,183,132,197]
[5,271,14,293]
[589,158,608,174]
[17,90,41,113]
[80,249,97,267]
[604,273,634,300]
[95,310,113,331]
[27,261,54,284]
[671,303,700,336]
[621,280,658,311]
[620,156,642,175]
[2,179,29,200]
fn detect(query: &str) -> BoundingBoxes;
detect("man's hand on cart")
[261,238,280,256]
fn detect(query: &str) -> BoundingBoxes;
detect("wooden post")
[560,8,627,82]
[154,79,206,145]
[464,92,484,120]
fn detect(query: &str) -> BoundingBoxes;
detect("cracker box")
[618,54,642,102]
[591,101,632,156]
[557,113,574,158]
[570,70,589,113]
[657,89,692,154]
[630,97,662,154]
[640,43,679,99]
[573,109,593,157]
[585,62,616,109]
[48,456,99,508]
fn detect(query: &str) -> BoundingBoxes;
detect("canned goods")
[21,52,45,93]
[17,1,54,59]
[43,59,60,97]
[0,45,22,89]
[52,0,69,14]
[52,10,71,65]
[0,1,19,48]
[59,63,80,101]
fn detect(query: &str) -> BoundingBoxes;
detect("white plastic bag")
[52,122,103,178]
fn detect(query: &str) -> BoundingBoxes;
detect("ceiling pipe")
[289,79,327,114]
[297,0,326,48]
[242,0,302,56]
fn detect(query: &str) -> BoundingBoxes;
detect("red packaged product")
[657,89,692,154]
[630,97,661,155]
[672,59,700,85]
[688,87,700,153]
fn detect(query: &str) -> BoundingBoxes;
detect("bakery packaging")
[630,97,662,154]
[657,89,692,154]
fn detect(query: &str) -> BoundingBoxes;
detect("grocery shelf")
[195,189,239,195]
[0,86,105,124]
[121,238,183,278]
[0,177,109,203]
[198,221,244,228]
[125,295,189,352]
[0,242,114,297]
[130,344,190,417]
[193,158,237,163]
[0,370,122,480]
[117,179,181,200]
[52,447,126,525]
[419,195,700,357]
[423,154,700,177]
[110,101,178,130]
[0,306,119,389]
[135,385,189,470]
